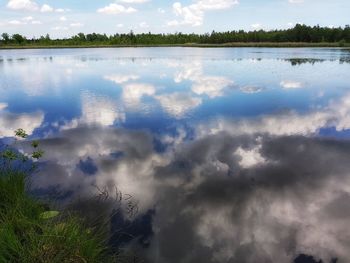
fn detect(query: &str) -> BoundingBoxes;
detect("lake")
[1,47,350,262]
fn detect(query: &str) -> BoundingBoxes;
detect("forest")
[1,24,350,47]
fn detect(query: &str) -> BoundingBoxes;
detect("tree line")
[1,24,350,46]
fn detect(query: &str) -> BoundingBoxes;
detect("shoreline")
[1,42,349,50]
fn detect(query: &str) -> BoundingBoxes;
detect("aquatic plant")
[0,129,120,262]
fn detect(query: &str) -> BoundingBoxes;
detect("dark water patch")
[77,157,98,175]
[110,209,155,249]
[294,254,338,263]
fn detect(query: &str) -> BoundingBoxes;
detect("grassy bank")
[0,170,117,263]
[0,42,350,49]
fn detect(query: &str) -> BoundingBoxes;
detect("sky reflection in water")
[1,47,350,262]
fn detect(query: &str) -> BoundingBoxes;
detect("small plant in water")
[14,129,44,162]
[14,128,28,139]
[0,128,44,173]
[1,149,17,161]
[32,150,44,160]
[31,140,39,148]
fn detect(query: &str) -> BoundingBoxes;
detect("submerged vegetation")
[1,24,350,48]
[0,171,114,263]
[0,130,127,262]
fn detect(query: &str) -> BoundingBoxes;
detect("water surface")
[1,47,350,262]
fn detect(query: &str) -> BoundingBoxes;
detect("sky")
[0,0,349,38]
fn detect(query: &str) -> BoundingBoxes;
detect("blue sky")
[0,0,349,38]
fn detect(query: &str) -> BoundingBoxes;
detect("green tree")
[3,25,350,47]
[1,33,10,44]
[77,32,86,41]
[12,34,26,44]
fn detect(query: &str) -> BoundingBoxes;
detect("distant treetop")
[1,24,350,46]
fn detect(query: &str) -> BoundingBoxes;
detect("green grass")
[0,170,117,263]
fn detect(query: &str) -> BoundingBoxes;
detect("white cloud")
[8,20,25,25]
[55,8,70,13]
[6,16,41,25]
[70,22,84,27]
[168,0,239,27]
[7,0,38,11]
[22,16,33,21]
[7,1,67,14]
[59,16,67,21]
[168,2,202,27]
[52,26,69,31]
[116,23,124,28]
[119,0,149,3]
[158,8,165,14]
[97,3,137,14]
[40,4,54,12]
[251,23,262,30]
[280,80,303,89]
[167,20,180,26]
[289,0,304,3]
[139,21,149,28]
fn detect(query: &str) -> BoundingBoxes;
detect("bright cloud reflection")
[172,60,234,98]
[0,103,44,137]
[62,92,125,129]
[155,92,202,118]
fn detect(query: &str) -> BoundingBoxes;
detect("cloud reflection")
[103,72,204,118]
[240,86,264,94]
[155,92,202,118]
[172,60,234,98]
[62,92,125,129]
[122,83,156,110]
[18,91,350,262]
[195,92,350,137]
[19,124,350,263]
[104,74,140,84]
[280,80,303,89]
[0,103,7,111]
[0,58,75,97]
[0,103,44,137]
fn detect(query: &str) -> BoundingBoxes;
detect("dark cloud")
[147,134,350,262]
[16,126,350,262]
[21,126,155,200]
